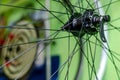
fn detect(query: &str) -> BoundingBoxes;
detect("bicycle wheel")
[0,0,120,80]
[48,0,120,80]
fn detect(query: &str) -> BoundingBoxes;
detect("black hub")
[62,9,110,42]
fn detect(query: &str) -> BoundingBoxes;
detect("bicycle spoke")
[1,0,120,80]
[36,0,65,24]
[105,0,113,14]
[95,0,120,10]
[0,3,67,15]
[93,35,120,79]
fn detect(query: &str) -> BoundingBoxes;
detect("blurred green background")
[0,0,120,80]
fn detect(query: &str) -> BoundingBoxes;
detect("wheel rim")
[1,21,37,79]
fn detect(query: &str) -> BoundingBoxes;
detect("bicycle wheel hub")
[62,9,110,38]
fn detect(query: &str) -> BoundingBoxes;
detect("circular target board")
[1,21,38,79]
